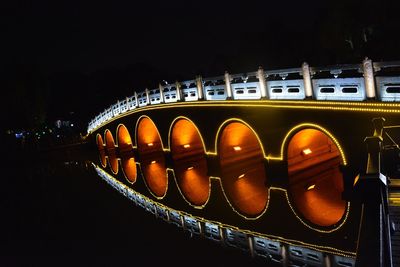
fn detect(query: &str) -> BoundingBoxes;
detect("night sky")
[2,0,400,132]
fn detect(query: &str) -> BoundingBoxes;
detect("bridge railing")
[87,59,400,134]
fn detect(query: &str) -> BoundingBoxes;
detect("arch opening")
[287,128,346,227]
[137,117,167,197]
[96,134,107,168]
[105,129,118,174]
[170,118,210,206]
[117,125,136,183]
[218,121,268,218]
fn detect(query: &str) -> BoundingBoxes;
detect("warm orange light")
[219,121,268,218]
[287,128,346,227]
[170,118,210,207]
[233,146,242,151]
[105,130,118,174]
[306,184,316,191]
[137,117,167,198]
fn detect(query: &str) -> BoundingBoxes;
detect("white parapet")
[363,58,376,99]
[224,71,233,99]
[302,62,313,99]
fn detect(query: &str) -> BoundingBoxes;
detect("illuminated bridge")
[85,59,400,267]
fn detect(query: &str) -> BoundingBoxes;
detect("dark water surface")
[2,141,278,267]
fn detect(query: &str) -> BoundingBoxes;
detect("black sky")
[2,0,400,130]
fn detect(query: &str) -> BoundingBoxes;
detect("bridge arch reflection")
[217,120,269,218]
[284,125,347,227]
[169,117,210,208]
[96,133,107,168]
[116,124,137,184]
[136,116,168,199]
[96,117,351,228]
[105,129,118,174]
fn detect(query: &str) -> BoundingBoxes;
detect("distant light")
[151,160,156,164]
[183,144,190,148]
[306,184,316,191]
[233,146,242,151]
[42,131,46,135]
[187,166,194,170]
[147,142,154,147]
[15,133,23,139]
[237,173,245,179]
[57,135,60,138]
[302,148,312,155]
[71,123,74,127]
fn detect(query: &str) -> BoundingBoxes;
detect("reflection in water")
[287,128,346,227]
[137,117,167,197]
[105,130,118,174]
[117,124,137,183]
[170,118,210,206]
[218,122,268,218]
[3,141,272,267]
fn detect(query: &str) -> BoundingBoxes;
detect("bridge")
[85,58,400,267]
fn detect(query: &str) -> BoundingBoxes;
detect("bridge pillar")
[355,118,393,267]
[257,67,268,99]
[196,75,204,100]
[302,62,313,99]
[363,58,376,100]
[159,83,165,103]
[224,71,233,100]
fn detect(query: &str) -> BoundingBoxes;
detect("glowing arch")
[217,119,269,218]
[169,117,210,207]
[285,126,347,227]
[96,133,107,168]
[104,129,118,174]
[136,116,167,198]
[116,124,137,183]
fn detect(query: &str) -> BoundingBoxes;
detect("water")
[2,141,278,267]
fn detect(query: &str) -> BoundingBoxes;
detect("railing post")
[145,88,150,105]
[196,75,204,100]
[363,57,376,100]
[354,117,393,267]
[302,62,313,99]
[175,81,182,101]
[257,66,268,99]
[134,91,139,107]
[224,71,233,100]
[159,83,165,103]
